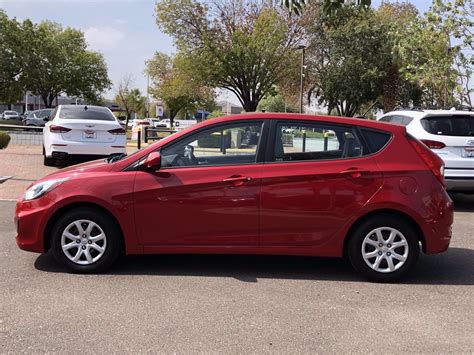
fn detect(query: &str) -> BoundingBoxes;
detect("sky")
[0,0,433,103]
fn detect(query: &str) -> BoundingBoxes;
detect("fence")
[0,124,43,146]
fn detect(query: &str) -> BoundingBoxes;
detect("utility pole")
[298,44,306,114]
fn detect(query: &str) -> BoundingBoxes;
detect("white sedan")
[43,105,126,166]
[378,109,474,193]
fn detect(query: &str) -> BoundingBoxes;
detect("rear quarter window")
[360,129,392,154]
[379,115,413,126]
[59,107,116,121]
[421,115,474,136]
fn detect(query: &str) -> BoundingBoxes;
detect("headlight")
[24,177,69,201]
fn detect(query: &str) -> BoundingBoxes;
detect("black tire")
[347,214,420,282]
[43,146,56,166]
[50,207,122,273]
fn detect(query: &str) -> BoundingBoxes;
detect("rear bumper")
[47,141,126,158]
[445,178,474,192]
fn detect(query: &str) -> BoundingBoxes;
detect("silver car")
[1,110,20,120]
[23,109,53,127]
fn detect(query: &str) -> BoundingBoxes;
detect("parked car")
[23,109,53,127]
[379,109,474,193]
[132,119,151,128]
[16,113,453,282]
[1,110,20,120]
[42,105,126,166]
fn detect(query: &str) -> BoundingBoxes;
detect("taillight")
[420,139,446,149]
[49,125,71,133]
[108,128,126,135]
[408,135,445,186]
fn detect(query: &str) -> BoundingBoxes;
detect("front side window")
[160,121,263,168]
[274,122,363,162]
[379,115,413,126]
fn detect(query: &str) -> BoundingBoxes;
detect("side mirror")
[43,117,49,122]
[144,151,161,170]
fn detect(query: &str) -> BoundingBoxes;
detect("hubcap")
[61,220,107,265]
[361,227,409,273]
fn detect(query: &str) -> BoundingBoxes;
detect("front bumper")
[15,197,55,253]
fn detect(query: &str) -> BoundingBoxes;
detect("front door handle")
[223,175,252,186]
[339,168,371,178]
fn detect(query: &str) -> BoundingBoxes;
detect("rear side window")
[421,115,474,136]
[59,106,116,121]
[360,129,392,154]
[379,115,413,126]
[274,122,363,162]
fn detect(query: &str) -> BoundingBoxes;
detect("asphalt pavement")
[1,194,473,352]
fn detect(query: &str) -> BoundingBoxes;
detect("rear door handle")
[339,168,371,178]
[223,176,252,186]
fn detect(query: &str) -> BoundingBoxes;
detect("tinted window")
[379,115,413,126]
[59,106,116,121]
[274,122,363,162]
[161,121,263,168]
[360,129,392,153]
[421,115,474,136]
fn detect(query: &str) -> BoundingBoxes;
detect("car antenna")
[84,106,88,111]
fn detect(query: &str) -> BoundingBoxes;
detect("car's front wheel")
[347,214,420,282]
[50,208,122,273]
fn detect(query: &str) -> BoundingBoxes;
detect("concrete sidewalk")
[0,145,139,200]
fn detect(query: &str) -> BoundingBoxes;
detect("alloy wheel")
[361,227,409,273]
[61,219,107,265]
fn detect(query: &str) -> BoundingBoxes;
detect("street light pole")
[298,45,306,114]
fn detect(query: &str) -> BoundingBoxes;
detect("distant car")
[132,119,151,127]
[378,109,474,193]
[1,110,20,120]
[42,105,126,166]
[23,109,53,127]
[16,113,453,282]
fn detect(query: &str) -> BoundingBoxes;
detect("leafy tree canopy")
[155,0,303,112]
[145,51,215,125]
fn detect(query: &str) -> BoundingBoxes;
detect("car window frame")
[265,119,371,163]
[152,119,270,170]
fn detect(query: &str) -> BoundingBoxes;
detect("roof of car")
[194,113,406,133]
[382,109,473,118]
[58,105,109,110]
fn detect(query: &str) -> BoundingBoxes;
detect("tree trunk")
[383,64,400,113]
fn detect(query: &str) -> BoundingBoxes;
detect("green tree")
[145,52,215,127]
[22,21,111,107]
[304,6,391,116]
[257,93,297,112]
[375,2,422,111]
[0,11,26,104]
[281,0,371,15]
[155,0,301,112]
[115,75,146,130]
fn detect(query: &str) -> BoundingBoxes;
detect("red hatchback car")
[15,114,453,282]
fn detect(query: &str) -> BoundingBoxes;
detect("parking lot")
[1,145,473,352]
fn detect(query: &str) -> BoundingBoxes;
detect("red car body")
[15,114,453,273]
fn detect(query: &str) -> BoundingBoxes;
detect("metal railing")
[0,124,43,146]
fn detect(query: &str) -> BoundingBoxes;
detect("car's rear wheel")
[50,208,122,273]
[347,214,420,282]
[43,146,56,166]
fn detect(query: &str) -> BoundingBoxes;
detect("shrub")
[0,132,11,149]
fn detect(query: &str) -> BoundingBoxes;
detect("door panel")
[260,158,382,246]
[133,165,262,245]
[260,120,383,246]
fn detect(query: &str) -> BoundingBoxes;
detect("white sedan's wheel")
[361,227,409,273]
[61,219,107,265]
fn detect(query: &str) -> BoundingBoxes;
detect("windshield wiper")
[106,153,127,163]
